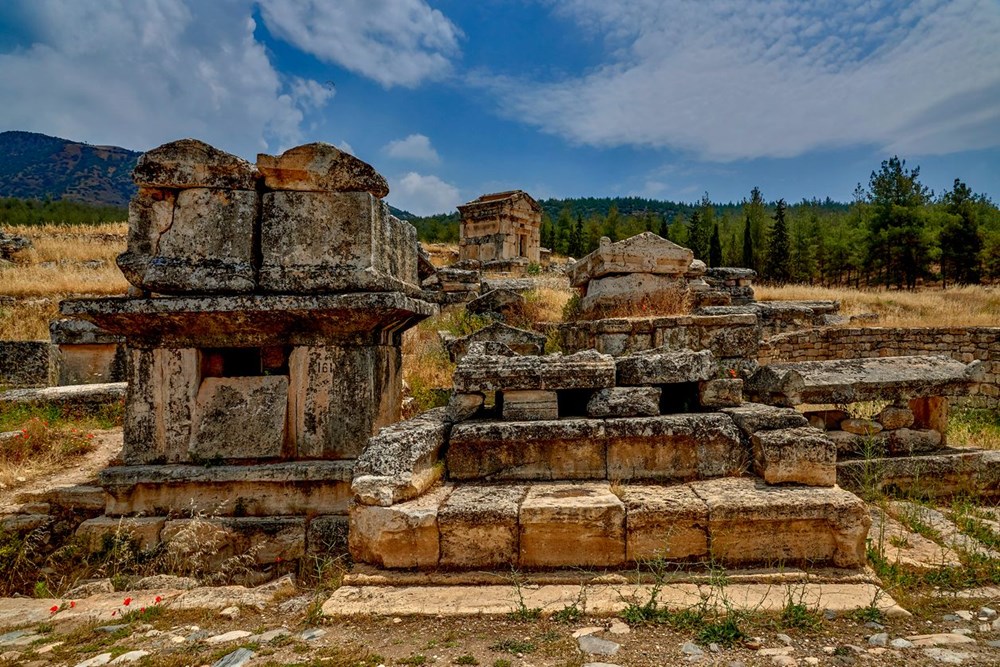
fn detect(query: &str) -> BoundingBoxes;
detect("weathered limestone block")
[567,233,694,287]
[138,188,257,294]
[0,340,50,387]
[190,376,288,461]
[580,273,689,315]
[289,345,401,459]
[805,409,849,431]
[876,405,915,430]
[751,427,837,486]
[133,138,258,189]
[841,419,883,436]
[351,408,450,507]
[259,191,418,294]
[502,390,559,421]
[75,516,165,552]
[697,477,870,568]
[720,403,809,438]
[446,392,484,423]
[838,450,1000,497]
[256,142,389,197]
[446,322,546,362]
[698,378,743,408]
[616,349,717,386]
[0,383,126,410]
[453,349,615,393]
[621,484,708,562]
[519,482,625,568]
[101,461,354,517]
[438,484,528,568]
[117,188,174,286]
[447,419,606,480]
[586,387,661,418]
[122,348,199,464]
[606,414,746,481]
[466,289,524,316]
[827,430,862,456]
[161,516,305,565]
[349,484,452,569]
[746,356,983,406]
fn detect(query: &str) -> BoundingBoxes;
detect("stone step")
[322,580,907,618]
[348,476,870,571]
[837,449,1000,498]
[446,414,747,482]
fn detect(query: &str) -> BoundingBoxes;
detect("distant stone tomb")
[458,190,542,270]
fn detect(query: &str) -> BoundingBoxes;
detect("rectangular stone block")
[567,232,693,286]
[586,387,661,418]
[453,350,615,393]
[141,188,257,293]
[501,390,558,421]
[259,191,418,294]
[720,403,808,438]
[519,482,625,568]
[75,516,165,553]
[289,345,401,459]
[606,414,746,482]
[307,515,349,555]
[751,427,836,486]
[447,419,607,481]
[161,516,305,565]
[616,349,717,386]
[349,485,452,569]
[622,484,708,562]
[698,378,743,408]
[123,347,199,464]
[697,477,870,568]
[439,484,527,568]
[190,375,288,461]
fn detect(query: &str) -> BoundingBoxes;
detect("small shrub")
[454,656,478,665]
[397,655,427,666]
[780,601,822,630]
[696,616,746,647]
[489,639,535,655]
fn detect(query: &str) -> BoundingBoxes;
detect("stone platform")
[350,477,870,570]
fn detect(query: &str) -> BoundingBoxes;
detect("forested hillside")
[411,156,999,288]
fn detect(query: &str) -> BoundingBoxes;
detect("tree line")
[533,157,999,287]
[0,197,127,226]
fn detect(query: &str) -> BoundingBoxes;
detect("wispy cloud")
[488,0,1000,160]
[383,133,440,163]
[0,0,332,156]
[389,172,460,215]
[258,0,462,88]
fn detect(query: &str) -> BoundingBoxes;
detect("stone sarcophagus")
[62,140,435,547]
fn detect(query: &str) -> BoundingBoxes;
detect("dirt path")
[0,428,121,511]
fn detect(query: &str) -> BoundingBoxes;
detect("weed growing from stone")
[505,569,541,621]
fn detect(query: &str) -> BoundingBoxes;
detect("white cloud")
[257,0,462,88]
[383,134,440,163]
[336,141,356,155]
[389,172,461,216]
[0,0,332,157]
[490,0,1000,160]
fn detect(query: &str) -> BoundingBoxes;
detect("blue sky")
[0,0,998,215]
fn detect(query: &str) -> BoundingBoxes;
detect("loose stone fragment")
[501,389,559,421]
[752,427,837,486]
[876,405,915,430]
[446,393,484,423]
[841,419,882,436]
[578,634,621,656]
[446,322,547,362]
[699,378,743,408]
[467,288,524,316]
[257,142,389,197]
[721,403,808,436]
[587,387,661,418]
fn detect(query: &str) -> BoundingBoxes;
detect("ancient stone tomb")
[350,345,872,571]
[62,139,434,559]
[458,190,542,268]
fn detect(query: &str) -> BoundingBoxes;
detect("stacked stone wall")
[760,327,1000,406]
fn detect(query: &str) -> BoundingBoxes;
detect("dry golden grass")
[756,283,1000,328]
[0,224,129,338]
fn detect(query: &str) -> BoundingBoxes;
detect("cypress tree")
[709,223,723,267]
[765,199,791,283]
[742,214,754,270]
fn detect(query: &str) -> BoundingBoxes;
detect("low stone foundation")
[760,326,1000,406]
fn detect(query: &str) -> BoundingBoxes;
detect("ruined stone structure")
[350,344,873,570]
[458,190,541,269]
[60,139,434,561]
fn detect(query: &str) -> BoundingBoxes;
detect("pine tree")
[709,223,723,267]
[765,199,791,283]
[742,214,754,270]
[940,178,983,286]
[658,214,670,239]
[688,210,710,261]
[866,156,930,289]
